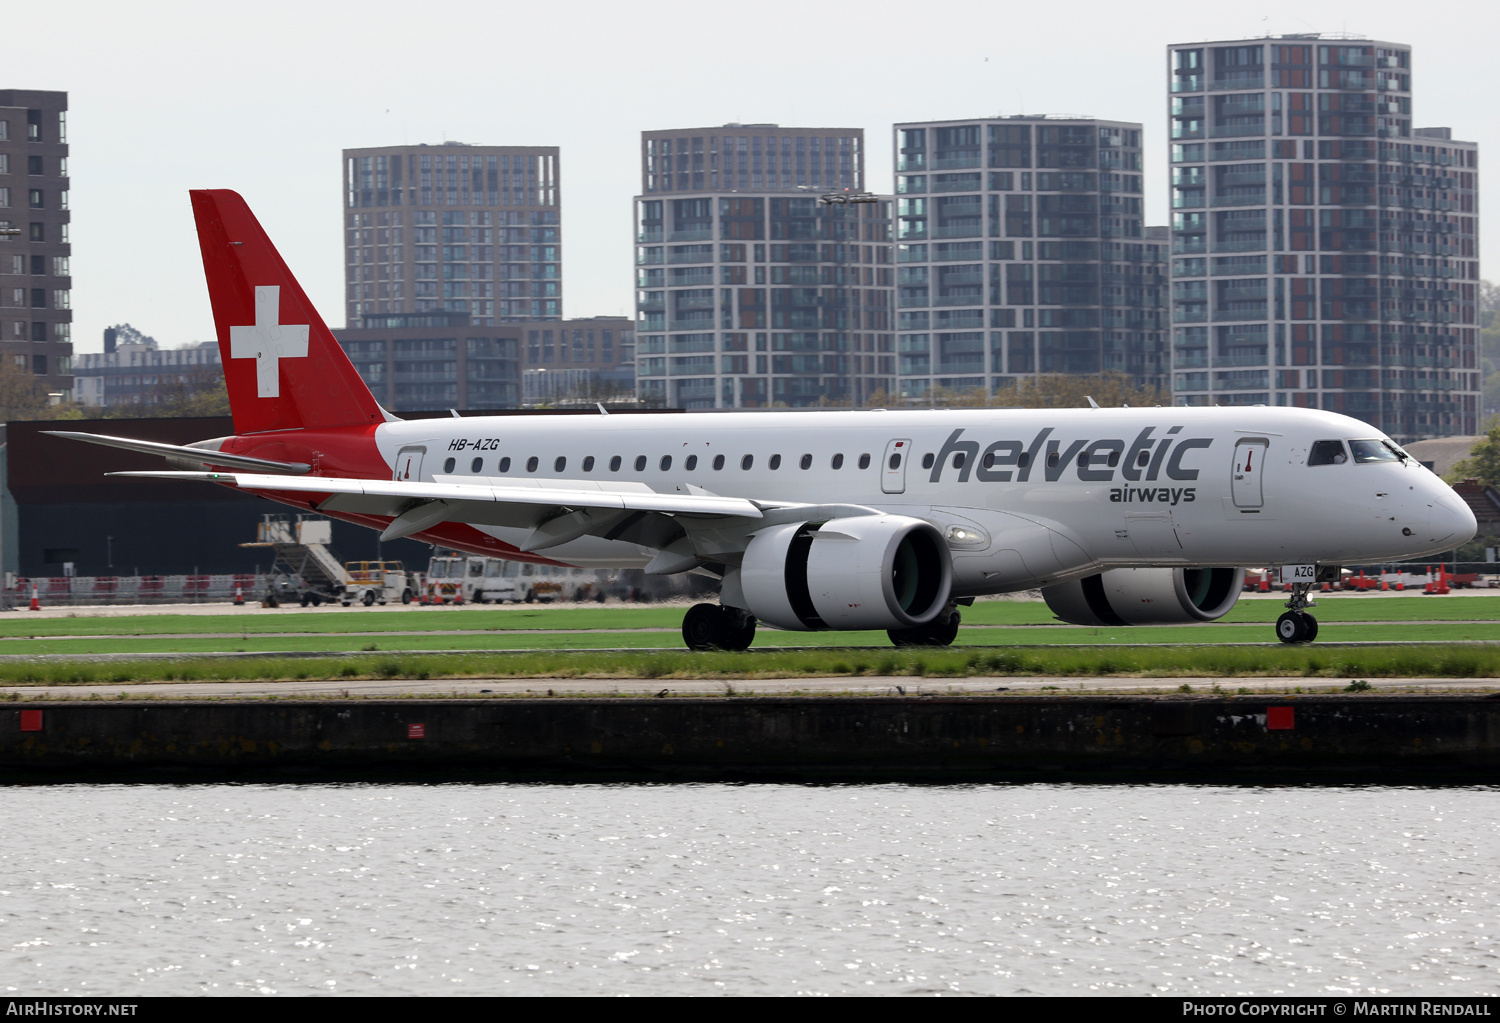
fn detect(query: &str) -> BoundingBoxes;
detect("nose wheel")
[1275,610,1319,644]
[1275,581,1319,644]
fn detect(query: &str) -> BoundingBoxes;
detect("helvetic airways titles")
[925,425,1211,487]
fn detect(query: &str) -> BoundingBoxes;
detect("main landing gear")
[889,605,961,648]
[1275,582,1320,644]
[682,603,757,651]
[680,603,967,650]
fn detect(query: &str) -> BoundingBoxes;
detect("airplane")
[52,190,1477,650]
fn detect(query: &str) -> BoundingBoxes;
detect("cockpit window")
[1349,439,1402,464]
[1308,440,1348,466]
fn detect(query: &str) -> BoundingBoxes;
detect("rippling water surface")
[1,784,1496,996]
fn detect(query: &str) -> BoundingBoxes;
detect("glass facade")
[343,144,561,328]
[891,118,1168,401]
[1168,36,1480,440]
[635,127,893,409]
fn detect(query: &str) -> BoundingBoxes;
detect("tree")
[98,367,231,419]
[1447,417,1500,484]
[0,358,80,423]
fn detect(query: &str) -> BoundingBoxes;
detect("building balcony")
[1211,239,1267,253]
[1209,76,1264,91]
[1212,353,1269,367]
[1173,353,1209,368]
[1209,123,1266,138]
[1211,194,1267,207]
[667,229,714,242]
[1174,310,1208,323]
[931,155,981,170]
[1213,304,1269,321]
[1172,76,1204,93]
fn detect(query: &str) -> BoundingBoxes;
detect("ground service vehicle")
[55,190,1477,650]
[341,560,413,605]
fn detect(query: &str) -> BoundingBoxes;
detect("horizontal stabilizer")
[45,431,311,474]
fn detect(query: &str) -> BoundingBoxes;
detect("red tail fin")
[191,189,384,435]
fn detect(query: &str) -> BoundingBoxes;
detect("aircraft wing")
[113,469,774,549]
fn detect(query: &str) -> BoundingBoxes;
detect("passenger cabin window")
[471,457,482,473]
[634,455,647,471]
[713,454,725,470]
[1308,440,1348,466]
[741,454,754,470]
[889,453,902,469]
[1136,450,1149,467]
[768,454,781,470]
[685,455,698,470]
[799,454,812,470]
[1349,439,1402,464]
[443,457,456,473]
[831,453,844,469]
[660,455,672,470]
[583,456,595,472]
[858,453,871,469]
[499,456,511,472]
[953,453,965,469]
[526,456,539,472]
[554,456,566,472]
[609,455,622,471]
[922,453,935,469]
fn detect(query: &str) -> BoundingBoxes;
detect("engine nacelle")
[1042,567,1244,626]
[741,515,952,631]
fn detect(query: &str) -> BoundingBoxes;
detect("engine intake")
[741,515,952,631]
[1042,567,1244,627]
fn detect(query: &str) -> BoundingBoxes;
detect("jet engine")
[1041,567,1244,626]
[740,515,952,631]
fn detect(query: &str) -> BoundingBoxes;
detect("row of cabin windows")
[440,451,878,475]
[436,446,1153,477]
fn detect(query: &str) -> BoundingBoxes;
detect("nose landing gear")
[1275,581,1319,644]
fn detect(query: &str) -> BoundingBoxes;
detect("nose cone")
[1424,488,1477,549]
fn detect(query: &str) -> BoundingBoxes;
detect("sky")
[11,0,1498,352]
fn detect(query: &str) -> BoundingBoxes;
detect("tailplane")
[191,189,385,435]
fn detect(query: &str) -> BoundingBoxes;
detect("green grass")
[3,643,1499,688]
[3,595,1495,644]
[3,619,1500,656]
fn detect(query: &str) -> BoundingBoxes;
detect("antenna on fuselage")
[597,403,610,415]
[1085,396,1100,409]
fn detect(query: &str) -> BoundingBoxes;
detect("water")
[1,784,1495,996]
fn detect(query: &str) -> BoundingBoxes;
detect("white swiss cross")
[229,286,310,398]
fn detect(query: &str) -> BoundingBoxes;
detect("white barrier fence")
[3,573,262,608]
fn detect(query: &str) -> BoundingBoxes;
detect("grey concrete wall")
[3,696,1498,781]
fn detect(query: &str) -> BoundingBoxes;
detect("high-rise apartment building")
[0,89,72,398]
[634,125,894,409]
[1167,35,1480,440]
[343,143,561,328]
[892,116,1168,400]
[334,314,633,412]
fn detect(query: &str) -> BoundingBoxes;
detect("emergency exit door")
[394,446,426,482]
[1232,438,1268,509]
[881,439,911,494]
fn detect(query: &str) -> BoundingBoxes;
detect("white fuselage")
[366,406,1474,594]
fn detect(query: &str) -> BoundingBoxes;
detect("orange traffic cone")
[454,588,464,605]
[28,584,39,611]
[233,585,244,606]
[1258,574,1269,592]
